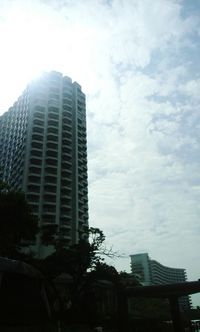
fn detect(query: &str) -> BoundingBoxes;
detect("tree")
[0,190,38,258]
[87,261,120,283]
[39,227,116,280]
[38,240,91,280]
[37,227,128,326]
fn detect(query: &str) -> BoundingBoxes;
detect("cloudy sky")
[1,0,200,303]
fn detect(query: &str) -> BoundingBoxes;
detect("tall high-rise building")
[0,71,88,257]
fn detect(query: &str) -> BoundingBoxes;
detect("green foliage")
[0,190,38,258]
[39,240,91,280]
[119,271,141,286]
[87,262,120,283]
[89,227,105,251]
[41,224,59,246]
[40,226,108,277]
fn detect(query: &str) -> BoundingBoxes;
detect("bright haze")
[1,0,200,302]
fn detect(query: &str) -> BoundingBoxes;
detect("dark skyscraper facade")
[0,71,88,257]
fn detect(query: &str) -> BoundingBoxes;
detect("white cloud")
[85,1,200,296]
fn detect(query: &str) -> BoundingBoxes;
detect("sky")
[0,0,200,304]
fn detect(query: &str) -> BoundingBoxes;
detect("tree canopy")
[0,189,38,258]
[39,227,107,279]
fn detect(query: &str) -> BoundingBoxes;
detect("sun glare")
[0,3,96,113]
